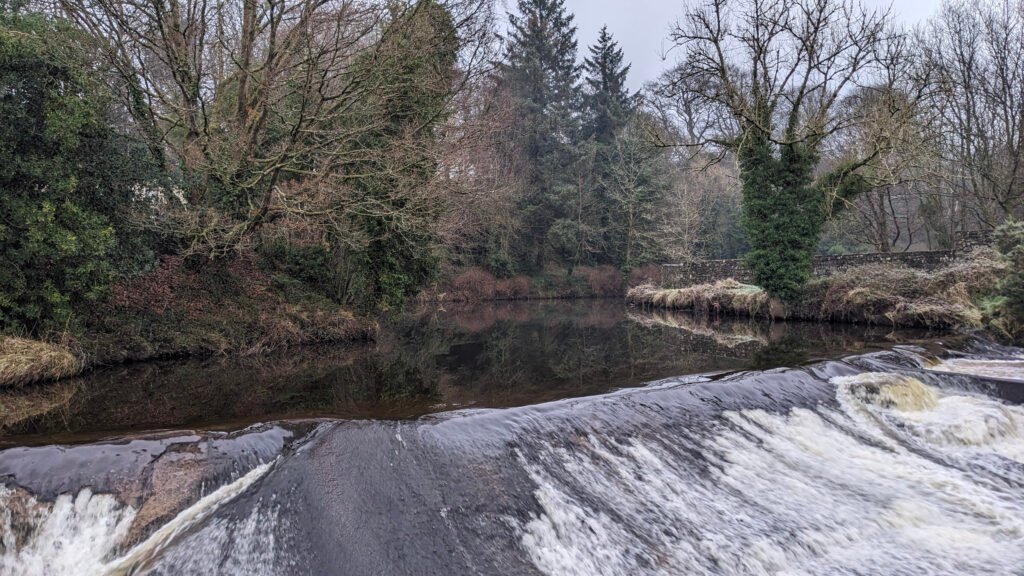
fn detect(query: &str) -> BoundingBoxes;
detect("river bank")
[0,301,934,440]
[2,261,647,390]
[627,248,1021,339]
[417,264,659,302]
[2,247,1013,391]
[0,255,376,389]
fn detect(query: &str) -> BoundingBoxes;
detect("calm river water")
[1,300,1023,575]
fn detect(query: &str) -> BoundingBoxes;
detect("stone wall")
[956,230,994,252]
[655,231,990,288]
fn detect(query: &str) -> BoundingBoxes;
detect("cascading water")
[517,370,1024,576]
[2,341,1023,575]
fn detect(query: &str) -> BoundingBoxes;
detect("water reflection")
[0,300,939,443]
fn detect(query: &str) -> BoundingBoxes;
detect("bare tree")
[661,0,919,297]
[918,0,1024,230]
[55,0,497,258]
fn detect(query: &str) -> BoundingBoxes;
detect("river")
[1,300,1023,575]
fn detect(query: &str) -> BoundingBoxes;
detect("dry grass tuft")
[627,279,771,318]
[0,337,83,388]
[629,250,1006,330]
[800,253,1001,329]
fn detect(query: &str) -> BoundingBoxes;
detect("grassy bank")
[0,255,376,388]
[627,249,1011,332]
[0,338,82,388]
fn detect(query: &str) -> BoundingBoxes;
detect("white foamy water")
[930,358,1024,380]
[136,500,287,576]
[0,461,274,576]
[0,488,136,576]
[518,373,1024,576]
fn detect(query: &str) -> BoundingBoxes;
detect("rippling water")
[1,303,1023,575]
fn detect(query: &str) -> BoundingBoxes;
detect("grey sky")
[558,0,946,90]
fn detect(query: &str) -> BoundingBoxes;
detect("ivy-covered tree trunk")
[737,133,825,300]
[343,0,459,310]
[667,0,905,301]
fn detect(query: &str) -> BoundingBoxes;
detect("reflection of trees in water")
[406,301,748,402]
[0,382,80,434]
[2,348,437,439]
[626,307,941,368]
[2,302,937,441]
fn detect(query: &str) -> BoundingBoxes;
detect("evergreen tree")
[582,26,633,144]
[578,26,639,268]
[0,9,155,333]
[603,121,666,271]
[499,0,582,271]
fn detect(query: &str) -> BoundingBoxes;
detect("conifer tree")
[580,26,643,269]
[582,26,633,144]
[499,0,582,271]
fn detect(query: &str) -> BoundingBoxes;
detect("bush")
[977,221,1024,341]
[628,264,662,287]
[494,276,531,299]
[574,266,625,297]
[0,200,116,332]
[447,267,497,301]
[0,12,156,333]
[258,240,345,302]
[799,263,986,329]
[994,221,1024,318]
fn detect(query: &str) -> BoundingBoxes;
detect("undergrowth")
[628,248,1007,331]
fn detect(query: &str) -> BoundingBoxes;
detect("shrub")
[447,267,497,301]
[994,221,1024,318]
[257,240,347,302]
[0,12,157,333]
[801,263,986,329]
[495,276,531,299]
[574,266,625,297]
[628,264,662,287]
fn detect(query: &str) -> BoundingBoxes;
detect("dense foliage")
[738,135,869,300]
[339,0,458,309]
[0,10,154,333]
[994,221,1024,321]
[0,0,1020,345]
[491,2,665,274]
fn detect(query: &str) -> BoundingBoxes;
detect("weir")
[1,336,1023,575]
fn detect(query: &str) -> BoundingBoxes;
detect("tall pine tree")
[499,0,581,271]
[582,26,632,144]
[580,26,646,269]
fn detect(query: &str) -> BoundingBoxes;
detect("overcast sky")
[545,0,946,90]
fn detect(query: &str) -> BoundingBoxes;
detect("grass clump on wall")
[627,279,771,318]
[628,248,1007,331]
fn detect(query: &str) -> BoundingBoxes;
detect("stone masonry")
[656,230,992,288]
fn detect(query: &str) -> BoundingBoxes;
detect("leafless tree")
[53,0,497,257]
[918,0,1024,230]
